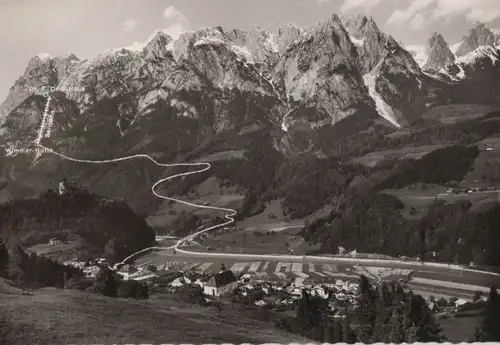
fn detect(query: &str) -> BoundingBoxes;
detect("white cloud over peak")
[339,0,388,12]
[121,6,190,51]
[386,0,434,30]
[431,0,500,22]
[387,0,500,29]
[122,19,137,32]
[162,5,190,39]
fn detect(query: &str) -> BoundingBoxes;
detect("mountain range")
[1,14,500,217]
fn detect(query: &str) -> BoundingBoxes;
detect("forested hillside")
[0,187,156,262]
[303,196,500,267]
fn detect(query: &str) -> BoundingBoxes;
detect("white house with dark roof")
[203,263,238,297]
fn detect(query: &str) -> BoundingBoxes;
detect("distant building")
[428,301,439,313]
[454,298,469,311]
[48,237,62,245]
[58,181,66,195]
[83,265,100,278]
[203,263,238,297]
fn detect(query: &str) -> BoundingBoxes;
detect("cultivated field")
[422,104,498,124]
[352,145,443,167]
[199,150,246,162]
[183,225,313,256]
[383,184,500,211]
[26,241,86,262]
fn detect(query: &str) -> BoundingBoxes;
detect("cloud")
[408,13,429,31]
[122,19,137,32]
[122,6,190,51]
[162,5,190,39]
[339,0,389,12]
[163,6,186,21]
[387,0,500,28]
[386,0,434,29]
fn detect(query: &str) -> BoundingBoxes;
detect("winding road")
[34,94,500,297]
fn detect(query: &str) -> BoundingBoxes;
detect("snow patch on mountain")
[231,44,254,63]
[345,28,365,47]
[450,40,462,55]
[456,45,499,65]
[37,53,51,60]
[193,37,224,47]
[265,33,279,53]
[363,71,400,128]
[166,40,175,52]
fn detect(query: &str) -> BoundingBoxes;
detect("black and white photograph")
[1,0,500,344]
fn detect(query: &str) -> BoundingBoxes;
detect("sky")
[1,0,500,102]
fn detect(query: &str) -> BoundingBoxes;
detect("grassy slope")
[0,287,307,345]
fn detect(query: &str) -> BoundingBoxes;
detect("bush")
[118,280,138,299]
[90,267,119,298]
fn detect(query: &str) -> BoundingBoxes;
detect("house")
[203,264,238,297]
[83,265,100,278]
[255,300,267,307]
[117,264,138,276]
[428,302,440,313]
[48,237,62,245]
[454,298,469,311]
[311,286,328,299]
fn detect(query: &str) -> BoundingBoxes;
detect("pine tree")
[406,322,419,343]
[7,242,27,285]
[296,289,310,323]
[477,285,500,341]
[359,274,370,295]
[323,310,333,343]
[416,303,446,342]
[387,310,405,343]
[104,238,116,263]
[341,318,356,344]
[0,239,9,278]
[93,267,119,297]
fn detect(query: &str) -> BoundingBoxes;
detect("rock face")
[0,54,80,121]
[424,32,455,71]
[273,14,370,130]
[455,22,497,57]
[342,15,425,126]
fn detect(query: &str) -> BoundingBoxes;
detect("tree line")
[275,275,444,343]
[303,192,500,266]
[0,238,83,289]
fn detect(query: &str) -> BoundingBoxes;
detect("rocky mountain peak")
[342,14,399,74]
[424,32,455,71]
[276,23,305,54]
[143,31,174,60]
[227,28,248,46]
[245,26,279,63]
[455,21,496,57]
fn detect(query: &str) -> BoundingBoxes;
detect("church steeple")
[220,262,226,272]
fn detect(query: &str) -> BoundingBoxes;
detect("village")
[61,256,487,320]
